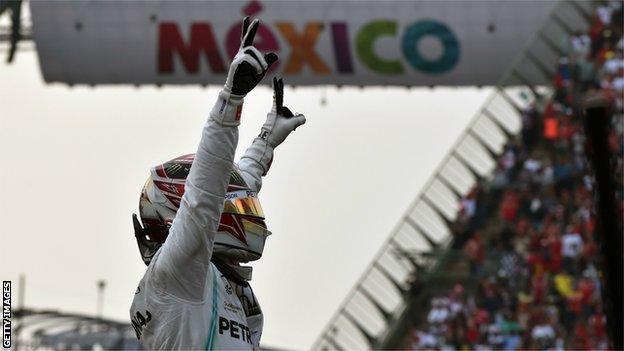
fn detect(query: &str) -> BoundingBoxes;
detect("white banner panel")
[30,0,556,86]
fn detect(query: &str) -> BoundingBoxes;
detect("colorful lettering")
[356,20,403,74]
[158,23,226,74]
[330,22,353,74]
[275,22,330,75]
[226,22,281,68]
[157,16,461,77]
[402,20,459,75]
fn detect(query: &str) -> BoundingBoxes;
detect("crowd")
[407,2,623,350]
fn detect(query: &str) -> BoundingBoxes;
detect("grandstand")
[313,1,623,350]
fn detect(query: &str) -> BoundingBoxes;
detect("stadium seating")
[406,3,623,350]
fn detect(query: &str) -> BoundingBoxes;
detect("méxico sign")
[30,0,555,86]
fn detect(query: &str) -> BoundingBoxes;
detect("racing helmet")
[133,154,270,266]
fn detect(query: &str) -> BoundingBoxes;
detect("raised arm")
[238,78,306,192]
[152,18,278,300]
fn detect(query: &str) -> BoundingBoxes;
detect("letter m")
[158,23,226,74]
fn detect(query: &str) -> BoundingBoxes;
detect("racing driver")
[129,17,306,350]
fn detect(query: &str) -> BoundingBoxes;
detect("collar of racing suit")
[211,257,252,285]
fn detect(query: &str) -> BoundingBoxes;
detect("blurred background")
[0,1,622,350]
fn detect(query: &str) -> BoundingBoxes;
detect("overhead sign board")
[30,0,556,86]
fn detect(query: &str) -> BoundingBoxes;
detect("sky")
[0,51,491,349]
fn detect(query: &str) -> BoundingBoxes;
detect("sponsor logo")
[2,281,10,349]
[236,105,242,121]
[219,98,227,114]
[131,310,152,340]
[224,301,243,315]
[218,317,252,344]
[225,190,257,200]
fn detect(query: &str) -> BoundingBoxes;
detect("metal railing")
[12,308,140,350]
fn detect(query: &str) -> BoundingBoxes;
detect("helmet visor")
[223,191,265,218]
[242,217,272,238]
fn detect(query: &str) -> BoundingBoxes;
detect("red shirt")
[589,314,607,338]
[579,279,595,304]
[544,117,559,140]
[549,238,563,272]
[500,192,519,222]
[568,293,583,314]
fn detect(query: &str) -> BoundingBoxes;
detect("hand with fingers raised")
[259,77,306,149]
[211,17,278,127]
[238,77,306,181]
[226,17,278,97]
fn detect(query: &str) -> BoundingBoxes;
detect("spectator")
[464,233,485,276]
[561,225,583,273]
[427,298,450,325]
[405,5,620,349]
[530,322,556,350]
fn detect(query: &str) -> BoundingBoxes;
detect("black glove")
[225,17,278,96]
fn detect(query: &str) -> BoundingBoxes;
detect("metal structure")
[311,1,593,349]
[582,96,624,349]
[28,0,557,87]
[12,307,293,350]
[0,0,32,63]
[12,308,141,350]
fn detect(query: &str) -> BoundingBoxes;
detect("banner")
[30,0,556,86]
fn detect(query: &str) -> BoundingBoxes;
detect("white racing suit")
[130,92,274,350]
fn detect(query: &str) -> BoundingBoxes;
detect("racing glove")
[210,17,278,127]
[239,77,306,185]
[261,77,307,148]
